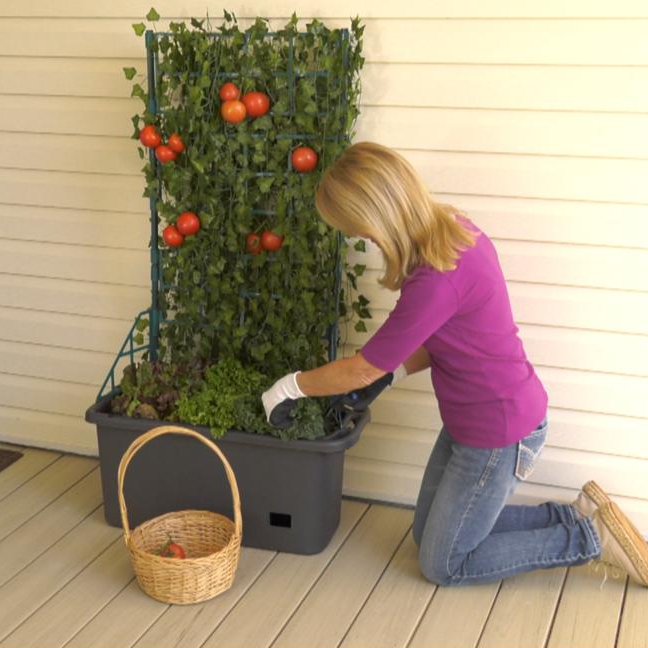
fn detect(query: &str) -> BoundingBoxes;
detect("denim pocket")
[514,418,548,481]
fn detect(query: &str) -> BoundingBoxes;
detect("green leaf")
[123,67,137,80]
[132,22,146,36]
[146,7,160,21]
[354,320,367,333]
[353,239,366,252]
[353,263,366,277]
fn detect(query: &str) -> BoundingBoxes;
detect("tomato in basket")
[159,538,186,559]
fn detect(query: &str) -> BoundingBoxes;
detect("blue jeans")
[413,417,602,586]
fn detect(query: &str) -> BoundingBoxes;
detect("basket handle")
[117,425,243,543]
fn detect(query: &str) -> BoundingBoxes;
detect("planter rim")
[85,391,368,454]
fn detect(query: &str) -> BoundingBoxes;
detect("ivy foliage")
[128,9,369,379]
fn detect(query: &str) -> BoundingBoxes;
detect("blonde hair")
[315,141,478,291]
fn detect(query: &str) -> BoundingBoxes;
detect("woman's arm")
[296,352,385,397]
[296,344,431,397]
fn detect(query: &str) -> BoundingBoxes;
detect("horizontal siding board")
[0,340,116,385]
[0,239,149,286]
[358,276,648,334]
[0,204,150,249]
[0,274,148,318]
[0,169,147,212]
[0,373,97,418]
[2,19,648,65]
[355,107,648,159]
[0,305,130,353]
[6,99,648,162]
[0,406,97,455]
[4,0,648,18]
[3,59,646,115]
[349,239,648,291]
[347,321,648,376]
[1,131,142,176]
[0,95,139,137]
[404,150,648,204]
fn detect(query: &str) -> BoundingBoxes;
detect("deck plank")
[0,454,97,541]
[0,468,102,587]
[408,580,500,648]
[1,538,131,648]
[0,507,121,643]
[271,504,413,648]
[478,567,566,648]
[340,532,434,648]
[0,445,61,501]
[547,564,626,648]
[616,581,648,648]
[202,500,368,648]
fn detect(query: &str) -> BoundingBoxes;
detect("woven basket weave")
[117,425,242,605]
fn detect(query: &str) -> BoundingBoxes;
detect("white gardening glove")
[261,371,307,428]
[391,363,408,386]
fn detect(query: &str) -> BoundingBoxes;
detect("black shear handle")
[331,371,394,413]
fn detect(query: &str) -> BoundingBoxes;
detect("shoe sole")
[599,501,648,585]
[583,480,611,508]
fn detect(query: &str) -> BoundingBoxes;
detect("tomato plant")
[291,146,318,173]
[219,82,240,101]
[221,99,246,124]
[139,124,161,148]
[261,230,284,252]
[163,225,184,247]
[128,10,369,384]
[177,211,200,236]
[242,91,270,118]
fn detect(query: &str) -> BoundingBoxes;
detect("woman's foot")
[589,501,648,587]
[571,480,611,518]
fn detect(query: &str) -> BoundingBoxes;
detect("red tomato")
[155,145,177,164]
[246,232,263,255]
[160,541,186,559]
[221,100,247,124]
[162,225,184,247]
[219,82,240,101]
[167,133,185,154]
[176,211,200,236]
[291,146,318,173]
[261,230,284,252]
[242,91,270,118]
[139,124,161,148]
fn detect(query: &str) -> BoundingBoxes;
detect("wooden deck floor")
[0,442,646,648]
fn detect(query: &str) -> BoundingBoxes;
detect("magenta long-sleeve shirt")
[359,216,548,448]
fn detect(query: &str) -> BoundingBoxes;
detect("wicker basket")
[117,425,242,605]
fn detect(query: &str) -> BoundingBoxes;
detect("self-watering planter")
[86,393,369,554]
[86,13,368,555]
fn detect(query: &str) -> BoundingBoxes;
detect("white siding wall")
[1,2,647,528]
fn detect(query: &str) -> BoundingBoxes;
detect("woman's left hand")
[261,371,306,428]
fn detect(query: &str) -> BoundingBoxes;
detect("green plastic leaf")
[353,239,366,252]
[132,22,146,36]
[123,67,137,80]
[354,320,367,333]
[146,7,160,21]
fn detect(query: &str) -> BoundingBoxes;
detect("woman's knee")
[417,543,455,586]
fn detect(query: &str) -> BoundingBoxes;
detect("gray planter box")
[85,392,368,555]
